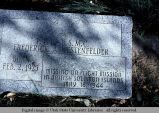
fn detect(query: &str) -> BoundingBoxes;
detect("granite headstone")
[0,9,133,99]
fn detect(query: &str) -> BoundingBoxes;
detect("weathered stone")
[0,9,133,99]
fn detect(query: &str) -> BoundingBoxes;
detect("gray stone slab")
[0,9,133,99]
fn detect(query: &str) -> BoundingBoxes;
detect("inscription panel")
[42,56,126,90]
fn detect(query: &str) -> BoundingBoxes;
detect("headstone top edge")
[0,9,133,21]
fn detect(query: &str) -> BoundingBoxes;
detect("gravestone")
[0,9,133,99]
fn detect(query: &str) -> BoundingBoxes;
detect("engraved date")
[2,62,39,71]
